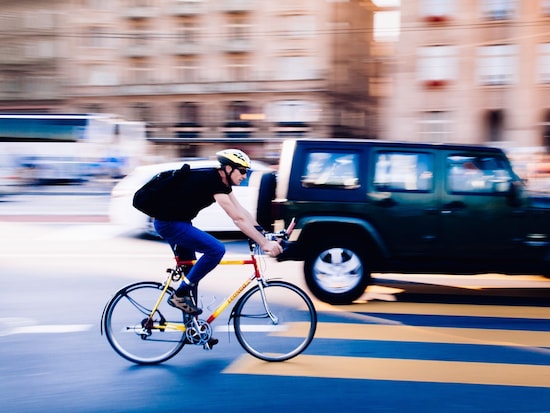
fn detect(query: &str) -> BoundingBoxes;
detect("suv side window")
[301,152,360,189]
[447,154,512,194]
[373,151,434,192]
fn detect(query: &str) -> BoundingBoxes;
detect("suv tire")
[304,241,371,304]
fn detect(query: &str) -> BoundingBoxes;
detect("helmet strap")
[222,165,234,186]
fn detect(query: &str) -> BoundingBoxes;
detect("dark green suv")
[258,139,550,304]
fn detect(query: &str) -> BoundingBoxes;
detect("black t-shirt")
[156,168,231,221]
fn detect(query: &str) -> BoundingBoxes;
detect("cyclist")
[154,149,283,317]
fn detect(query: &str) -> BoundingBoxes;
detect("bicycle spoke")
[233,281,317,362]
[102,282,186,364]
[122,292,157,317]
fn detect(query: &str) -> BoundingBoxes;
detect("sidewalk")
[0,179,115,222]
[18,179,117,196]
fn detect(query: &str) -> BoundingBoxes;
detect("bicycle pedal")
[203,337,219,351]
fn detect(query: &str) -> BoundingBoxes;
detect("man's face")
[228,165,248,186]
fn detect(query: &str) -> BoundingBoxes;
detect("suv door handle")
[367,192,397,207]
[374,198,397,207]
[441,201,466,214]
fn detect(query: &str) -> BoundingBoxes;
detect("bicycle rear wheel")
[102,281,186,364]
[233,280,317,362]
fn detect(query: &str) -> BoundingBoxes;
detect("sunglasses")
[236,168,248,175]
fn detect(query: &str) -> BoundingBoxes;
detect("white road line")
[0,318,92,336]
[37,225,126,241]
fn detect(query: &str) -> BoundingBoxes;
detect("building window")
[418,111,452,142]
[374,10,400,42]
[227,56,250,81]
[284,14,316,38]
[420,0,455,21]
[417,45,457,87]
[267,100,320,123]
[129,18,150,46]
[134,103,151,122]
[224,101,253,138]
[477,44,517,85]
[23,11,56,29]
[176,57,199,82]
[227,101,251,121]
[27,40,56,59]
[88,65,118,86]
[538,43,550,83]
[485,109,505,142]
[227,15,250,41]
[277,55,315,80]
[178,102,199,123]
[176,102,201,138]
[2,75,22,94]
[86,27,110,48]
[129,59,153,84]
[267,100,317,138]
[25,76,57,97]
[176,20,199,44]
[480,0,516,20]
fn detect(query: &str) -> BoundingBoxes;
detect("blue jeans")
[153,220,225,289]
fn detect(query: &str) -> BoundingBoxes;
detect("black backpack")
[132,163,191,218]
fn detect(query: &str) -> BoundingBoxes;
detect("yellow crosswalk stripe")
[224,354,550,388]
[284,323,550,347]
[225,300,550,385]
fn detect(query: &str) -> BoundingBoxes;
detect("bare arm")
[214,192,282,256]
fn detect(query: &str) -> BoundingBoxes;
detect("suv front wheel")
[304,243,370,304]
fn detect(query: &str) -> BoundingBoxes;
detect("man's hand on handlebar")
[262,239,283,257]
[248,229,290,256]
[251,219,295,257]
[262,229,293,257]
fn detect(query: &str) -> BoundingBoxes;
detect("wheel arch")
[297,216,389,261]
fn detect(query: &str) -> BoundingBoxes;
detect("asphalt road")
[0,187,549,413]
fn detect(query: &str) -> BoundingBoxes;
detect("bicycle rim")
[233,280,317,362]
[103,282,186,364]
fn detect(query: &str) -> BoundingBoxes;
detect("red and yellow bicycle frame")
[147,254,262,332]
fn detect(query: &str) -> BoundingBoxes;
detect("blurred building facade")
[4,1,550,165]
[384,0,550,155]
[0,0,382,162]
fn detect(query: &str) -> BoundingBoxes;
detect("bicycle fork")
[256,281,279,325]
[225,276,279,326]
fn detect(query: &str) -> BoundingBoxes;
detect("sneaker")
[204,337,219,350]
[168,294,202,315]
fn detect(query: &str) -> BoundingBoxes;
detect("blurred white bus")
[0,113,146,185]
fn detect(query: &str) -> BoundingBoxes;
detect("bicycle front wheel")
[233,280,317,362]
[102,281,186,365]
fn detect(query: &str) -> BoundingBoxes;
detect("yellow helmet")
[216,149,251,169]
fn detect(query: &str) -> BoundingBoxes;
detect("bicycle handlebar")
[248,229,289,250]
[248,218,295,252]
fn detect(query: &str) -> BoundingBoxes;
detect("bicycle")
[101,224,317,364]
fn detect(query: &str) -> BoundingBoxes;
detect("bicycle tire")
[233,280,317,362]
[102,281,186,365]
